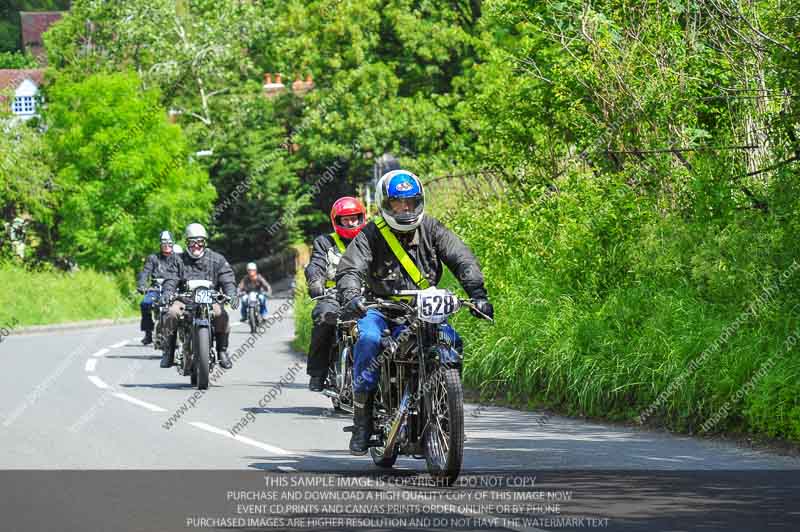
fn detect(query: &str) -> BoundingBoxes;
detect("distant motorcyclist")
[238,262,272,322]
[161,223,239,370]
[305,196,367,392]
[336,170,493,454]
[136,231,178,345]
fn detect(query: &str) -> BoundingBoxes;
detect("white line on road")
[88,375,110,389]
[91,348,109,358]
[84,359,97,372]
[189,421,293,456]
[110,340,128,348]
[112,393,167,413]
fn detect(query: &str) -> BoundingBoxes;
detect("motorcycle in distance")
[170,280,230,390]
[345,287,493,486]
[149,278,166,350]
[244,290,265,334]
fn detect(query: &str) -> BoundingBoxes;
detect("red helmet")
[330,196,367,240]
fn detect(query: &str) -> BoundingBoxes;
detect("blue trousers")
[353,309,461,393]
[240,293,268,320]
[140,290,160,332]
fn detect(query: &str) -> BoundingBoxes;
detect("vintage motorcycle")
[321,313,358,413]
[244,290,265,334]
[347,287,492,485]
[149,278,166,350]
[171,279,229,390]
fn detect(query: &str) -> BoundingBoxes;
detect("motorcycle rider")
[161,223,239,370]
[305,196,367,392]
[238,262,272,322]
[336,170,494,455]
[136,231,178,345]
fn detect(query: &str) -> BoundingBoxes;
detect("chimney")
[263,71,286,98]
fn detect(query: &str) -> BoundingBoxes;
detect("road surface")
[1,295,798,531]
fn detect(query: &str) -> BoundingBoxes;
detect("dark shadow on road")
[105,355,161,360]
[119,382,197,390]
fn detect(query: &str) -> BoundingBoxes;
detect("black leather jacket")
[162,249,237,301]
[136,253,177,291]
[335,216,487,303]
[305,233,350,289]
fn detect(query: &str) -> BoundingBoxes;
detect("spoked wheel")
[424,367,464,485]
[248,308,257,334]
[194,329,210,390]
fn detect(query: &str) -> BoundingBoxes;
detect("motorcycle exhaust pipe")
[383,386,411,459]
[321,389,339,400]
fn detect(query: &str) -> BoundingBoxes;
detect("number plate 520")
[418,288,459,324]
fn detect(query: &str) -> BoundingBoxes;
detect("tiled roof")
[0,69,45,91]
[20,11,65,48]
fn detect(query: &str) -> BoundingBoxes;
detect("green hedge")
[0,262,138,327]
[436,173,800,442]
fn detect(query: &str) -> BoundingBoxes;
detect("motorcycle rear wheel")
[424,367,464,486]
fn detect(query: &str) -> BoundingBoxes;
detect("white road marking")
[112,393,167,413]
[277,466,297,472]
[110,340,128,348]
[84,359,97,372]
[189,421,293,456]
[88,375,110,389]
[91,348,109,358]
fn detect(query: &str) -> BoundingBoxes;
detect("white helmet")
[159,230,174,245]
[184,223,208,259]
[246,262,257,271]
[375,170,425,232]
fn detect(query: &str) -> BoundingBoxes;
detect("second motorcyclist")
[136,231,178,345]
[305,196,367,392]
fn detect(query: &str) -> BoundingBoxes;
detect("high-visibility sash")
[330,232,346,253]
[325,232,347,288]
[374,216,430,290]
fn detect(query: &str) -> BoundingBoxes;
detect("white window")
[12,96,36,115]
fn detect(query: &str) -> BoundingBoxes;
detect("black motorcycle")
[172,280,228,390]
[321,314,358,413]
[350,287,492,485]
[149,278,166,350]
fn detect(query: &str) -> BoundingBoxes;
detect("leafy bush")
[0,261,138,326]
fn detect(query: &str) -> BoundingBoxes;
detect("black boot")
[349,391,375,455]
[141,330,153,345]
[161,334,175,368]
[309,376,325,392]
[217,333,232,369]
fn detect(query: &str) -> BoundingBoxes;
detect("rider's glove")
[471,299,494,320]
[228,294,239,310]
[308,279,325,299]
[136,286,146,295]
[343,296,368,320]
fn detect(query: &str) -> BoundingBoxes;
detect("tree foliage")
[45,72,215,271]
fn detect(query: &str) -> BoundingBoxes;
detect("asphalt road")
[2,296,799,531]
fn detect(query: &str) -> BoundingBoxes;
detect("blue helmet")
[375,170,425,232]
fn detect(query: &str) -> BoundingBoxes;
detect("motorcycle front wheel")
[194,328,211,390]
[424,367,464,486]
[248,307,257,334]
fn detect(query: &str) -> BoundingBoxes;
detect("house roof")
[20,11,65,48]
[0,69,45,91]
